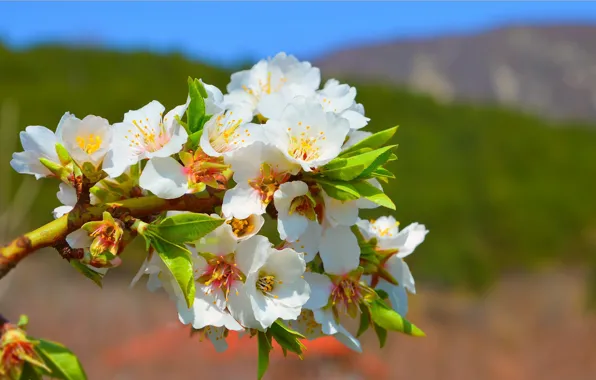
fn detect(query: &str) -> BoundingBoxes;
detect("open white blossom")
[264,97,350,171]
[357,217,428,315]
[200,106,263,157]
[58,113,112,170]
[222,141,300,219]
[225,52,320,119]
[228,236,310,330]
[103,99,189,178]
[11,124,62,179]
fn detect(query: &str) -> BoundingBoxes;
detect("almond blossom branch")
[0,192,222,280]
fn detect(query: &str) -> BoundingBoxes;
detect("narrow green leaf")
[371,167,396,180]
[373,323,388,348]
[148,213,224,245]
[369,300,425,337]
[257,331,271,380]
[357,146,397,180]
[357,307,371,337]
[148,234,196,308]
[185,130,203,151]
[187,77,206,133]
[317,178,360,201]
[35,339,87,380]
[351,180,396,210]
[322,145,397,181]
[269,321,306,356]
[340,126,398,157]
[70,261,104,288]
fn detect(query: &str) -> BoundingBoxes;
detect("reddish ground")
[3,250,596,380]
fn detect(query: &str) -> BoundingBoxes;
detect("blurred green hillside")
[1,44,595,292]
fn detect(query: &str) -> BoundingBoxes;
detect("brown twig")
[0,192,222,280]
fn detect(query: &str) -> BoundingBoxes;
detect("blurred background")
[1,1,596,379]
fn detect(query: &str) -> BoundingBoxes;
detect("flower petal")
[139,157,188,199]
[65,228,92,249]
[222,185,267,220]
[235,235,271,275]
[302,272,332,310]
[319,226,360,275]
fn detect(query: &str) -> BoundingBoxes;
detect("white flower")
[53,183,77,218]
[103,99,189,178]
[357,217,428,315]
[264,97,350,171]
[274,181,318,242]
[11,125,61,179]
[177,256,243,332]
[200,106,265,157]
[58,113,112,169]
[228,236,310,330]
[222,141,299,219]
[225,52,320,118]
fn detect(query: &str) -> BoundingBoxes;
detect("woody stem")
[0,191,222,280]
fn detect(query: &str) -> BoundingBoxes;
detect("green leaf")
[369,300,425,337]
[321,145,397,181]
[35,339,87,380]
[148,213,224,245]
[19,362,43,380]
[340,126,398,157]
[187,77,207,133]
[269,320,306,357]
[357,308,371,337]
[18,315,29,329]
[185,130,203,151]
[70,261,104,288]
[257,331,272,380]
[146,234,196,308]
[373,323,388,348]
[371,167,396,180]
[351,180,396,210]
[317,178,360,201]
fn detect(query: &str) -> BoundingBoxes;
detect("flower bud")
[0,323,48,378]
[81,212,124,268]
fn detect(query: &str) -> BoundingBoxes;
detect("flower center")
[248,163,291,204]
[124,117,169,153]
[242,71,287,97]
[199,256,243,300]
[289,195,317,221]
[256,274,279,296]
[330,277,364,318]
[371,219,399,237]
[76,134,102,154]
[209,112,245,153]
[182,150,229,190]
[287,128,326,162]
[227,217,254,238]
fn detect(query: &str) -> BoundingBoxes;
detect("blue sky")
[1,2,596,66]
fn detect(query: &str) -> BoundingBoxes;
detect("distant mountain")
[315,24,596,123]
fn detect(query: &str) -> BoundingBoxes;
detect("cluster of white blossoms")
[10,53,428,370]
